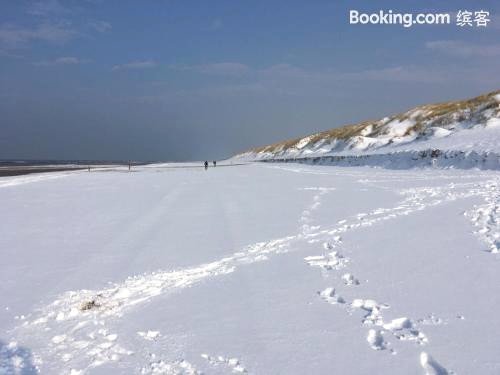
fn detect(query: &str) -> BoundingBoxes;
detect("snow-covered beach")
[2,0,499,373]
[1,162,499,374]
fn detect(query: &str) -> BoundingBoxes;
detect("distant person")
[204,161,208,170]
[213,160,216,167]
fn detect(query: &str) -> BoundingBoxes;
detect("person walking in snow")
[204,161,208,170]
[213,160,216,167]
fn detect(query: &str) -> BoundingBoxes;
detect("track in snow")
[2,164,499,374]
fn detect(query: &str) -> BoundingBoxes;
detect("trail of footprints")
[302,185,461,374]
[8,179,497,373]
[140,357,200,375]
[199,183,466,373]
[299,187,335,237]
[465,180,500,254]
[139,352,248,374]
[201,354,247,373]
[9,237,294,373]
[306,236,446,372]
[136,333,249,374]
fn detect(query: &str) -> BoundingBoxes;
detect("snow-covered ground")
[1,163,500,374]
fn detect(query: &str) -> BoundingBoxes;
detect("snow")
[138,331,160,341]
[241,122,500,163]
[1,163,500,374]
[295,136,312,149]
[0,171,77,188]
[366,329,386,350]
[420,352,448,375]
[341,273,360,285]
[235,92,500,166]
[383,118,416,138]
[486,117,500,128]
[383,317,412,331]
[375,124,500,155]
[430,127,452,138]
[360,124,373,136]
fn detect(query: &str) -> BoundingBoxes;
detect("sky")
[0,0,499,161]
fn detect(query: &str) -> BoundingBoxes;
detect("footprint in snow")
[137,330,160,341]
[342,273,360,286]
[383,317,428,345]
[201,353,248,373]
[318,287,345,305]
[141,356,200,375]
[367,329,387,350]
[351,299,389,326]
[420,352,449,375]
[304,250,347,271]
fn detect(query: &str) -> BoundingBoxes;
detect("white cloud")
[425,40,500,58]
[88,20,112,33]
[173,62,315,79]
[259,63,312,79]
[171,61,453,85]
[0,48,23,58]
[160,60,500,102]
[0,22,77,49]
[339,65,450,83]
[260,64,448,84]
[197,62,249,75]
[33,56,88,66]
[27,0,69,17]
[112,60,158,71]
[173,62,250,76]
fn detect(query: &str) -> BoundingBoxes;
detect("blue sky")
[1,0,499,160]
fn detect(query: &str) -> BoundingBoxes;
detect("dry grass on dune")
[246,89,500,155]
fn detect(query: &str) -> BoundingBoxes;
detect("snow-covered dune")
[234,90,500,169]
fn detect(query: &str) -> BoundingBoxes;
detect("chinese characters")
[456,10,490,27]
